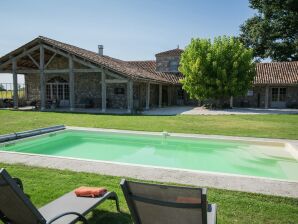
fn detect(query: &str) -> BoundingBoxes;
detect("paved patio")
[11,106,298,115]
[143,106,298,115]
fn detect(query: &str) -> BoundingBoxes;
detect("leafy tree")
[240,0,298,61]
[179,36,255,106]
[0,84,6,91]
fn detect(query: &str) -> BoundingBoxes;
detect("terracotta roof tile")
[127,60,183,84]
[254,61,298,85]
[38,36,170,83]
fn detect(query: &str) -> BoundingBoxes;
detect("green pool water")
[1,130,297,181]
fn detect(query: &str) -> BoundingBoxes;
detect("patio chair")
[0,168,120,224]
[120,179,217,224]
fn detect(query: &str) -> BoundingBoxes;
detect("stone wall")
[156,55,180,72]
[107,83,127,109]
[234,85,298,108]
[25,74,40,101]
[286,86,298,107]
[75,73,101,108]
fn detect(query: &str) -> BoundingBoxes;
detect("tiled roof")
[155,48,184,57]
[38,36,170,83]
[1,36,297,86]
[127,60,183,84]
[254,61,298,85]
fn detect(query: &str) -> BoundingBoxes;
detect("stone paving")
[143,106,298,115]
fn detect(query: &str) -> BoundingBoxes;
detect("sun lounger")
[120,179,217,224]
[0,168,120,224]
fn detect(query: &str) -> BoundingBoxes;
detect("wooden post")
[167,86,172,106]
[265,85,269,109]
[127,80,133,113]
[12,58,18,109]
[230,96,233,108]
[69,56,75,111]
[158,84,162,108]
[145,82,150,110]
[101,70,106,112]
[39,45,46,111]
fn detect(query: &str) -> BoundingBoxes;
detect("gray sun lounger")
[120,179,217,224]
[0,168,120,224]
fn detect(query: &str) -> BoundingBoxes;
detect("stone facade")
[75,73,101,108]
[234,85,298,108]
[25,74,40,101]
[25,46,298,109]
[156,55,180,73]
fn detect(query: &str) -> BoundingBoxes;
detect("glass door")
[271,87,287,108]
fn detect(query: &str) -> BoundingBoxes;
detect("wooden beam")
[27,53,39,68]
[105,69,126,79]
[146,83,150,110]
[69,56,75,111]
[167,86,172,106]
[40,45,46,110]
[100,79,128,84]
[101,70,106,112]
[127,80,133,113]
[265,85,269,109]
[0,45,40,69]
[5,68,103,74]
[12,58,18,109]
[230,96,233,108]
[74,68,102,73]
[43,44,99,69]
[158,84,162,108]
[45,52,57,68]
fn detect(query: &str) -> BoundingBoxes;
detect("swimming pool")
[1,129,297,181]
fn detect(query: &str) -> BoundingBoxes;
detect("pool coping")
[0,126,297,198]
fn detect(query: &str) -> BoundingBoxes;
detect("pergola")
[0,37,168,112]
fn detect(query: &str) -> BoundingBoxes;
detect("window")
[279,88,286,101]
[114,87,125,95]
[271,88,279,102]
[177,88,184,100]
[169,60,179,72]
[271,87,286,102]
[46,76,69,100]
[247,90,253,96]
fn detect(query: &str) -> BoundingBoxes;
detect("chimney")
[98,45,104,56]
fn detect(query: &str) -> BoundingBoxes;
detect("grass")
[0,90,25,99]
[0,110,297,223]
[0,110,297,139]
[1,163,297,224]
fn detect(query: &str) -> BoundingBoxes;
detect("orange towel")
[74,186,107,198]
[176,197,201,204]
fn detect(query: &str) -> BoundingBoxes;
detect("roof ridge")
[127,60,156,63]
[257,61,298,65]
[155,48,184,57]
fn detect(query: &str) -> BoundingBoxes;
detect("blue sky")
[0,0,254,83]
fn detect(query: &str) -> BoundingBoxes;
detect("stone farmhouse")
[0,36,297,112]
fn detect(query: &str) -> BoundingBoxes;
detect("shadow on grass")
[10,108,178,117]
[88,210,132,224]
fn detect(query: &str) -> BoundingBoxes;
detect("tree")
[0,84,6,91]
[240,0,298,61]
[179,36,255,107]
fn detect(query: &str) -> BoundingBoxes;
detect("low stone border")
[0,152,297,198]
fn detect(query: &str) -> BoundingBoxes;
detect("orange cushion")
[74,186,107,198]
[176,197,201,203]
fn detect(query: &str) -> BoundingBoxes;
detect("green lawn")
[0,110,297,139]
[0,110,298,223]
[1,163,297,224]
